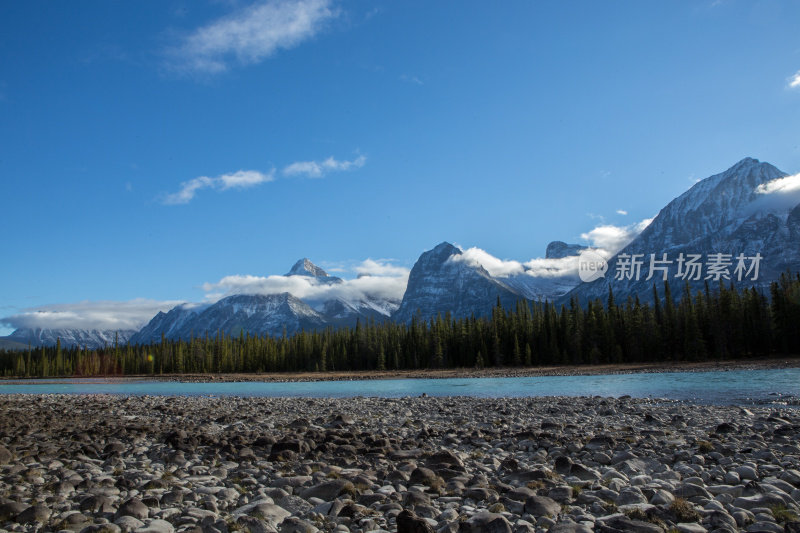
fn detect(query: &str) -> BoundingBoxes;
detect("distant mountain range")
[4,328,136,350]
[3,157,798,349]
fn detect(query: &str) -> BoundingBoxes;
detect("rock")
[0,501,28,521]
[410,467,439,485]
[709,511,737,530]
[237,516,279,533]
[0,445,12,464]
[280,517,319,533]
[548,486,574,503]
[733,493,790,510]
[299,480,355,501]
[597,516,664,533]
[715,423,736,434]
[458,512,512,533]
[242,503,291,525]
[397,509,435,533]
[81,524,123,533]
[115,499,150,521]
[114,516,145,532]
[16,504,51,524]
[734,465,758,481]
[549,522,593,533]
[617,488,647,506]
[675,524,706,533]
[674,484,711,499]
[135,519,175,533]
[523,495,561,518]
[570,464,600,481]
[780,470,800,487]
[585,435,615,451]
[427,450,465,469]
[745,522,783,533]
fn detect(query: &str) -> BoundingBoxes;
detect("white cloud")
[162,155,365,205]
[1,299,184,332]
[522,256,583,278]
[283,155,366,178]
[354,258,409,278]
[616,209,628,215]
[755,172,800,195]
[449,217,654,281]
[201,258,410,305]
[451,248,526,277]
[580,218,653,257]
[167,0,336,75]
[400,74,423,85]
[162,170,275,205]
[789,71,800,89]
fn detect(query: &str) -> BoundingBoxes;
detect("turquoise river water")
[0,368,799,406]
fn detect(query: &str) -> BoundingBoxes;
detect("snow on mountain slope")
[129,303,209,345]
[7,328,136,349]
[391,242,527,323]
[565,157,800,304]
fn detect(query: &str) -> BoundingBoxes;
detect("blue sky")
[2,0,800,334]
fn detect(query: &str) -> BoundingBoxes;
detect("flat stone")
[134,519,175,533]
[458,512,512,533]
[114,516,145,533]
[115,499,149,521]
[523,495,561,518]
[745,522,784,533]
[280,517,319,533]
[299,480,355,501]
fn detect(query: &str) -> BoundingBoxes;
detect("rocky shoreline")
[0,395,799,533]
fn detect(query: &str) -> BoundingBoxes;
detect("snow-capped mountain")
[392,242,528,323]
[6,328,135,349]
[152,293,327,340]
[128,303,208,345]
[495,271,578,302]
[285,258,398,325]
[133,259,400,341]
[286,258,343,284]
[566,157,800,304]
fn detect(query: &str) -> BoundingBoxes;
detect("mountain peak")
[430,241,461,258]
[546,241,588,259]
[286,258,329,278]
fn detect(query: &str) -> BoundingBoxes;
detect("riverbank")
[107,356,800,382]
[0,394,798,533]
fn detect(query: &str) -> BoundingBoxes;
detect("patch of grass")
[428,476,445,492]
[488,503,505,513]
[326,471,341,479]
[696,440,714,453]
[625,508,667,529]
[670,498,701,522]
[161,471,175,481]
[602,500,617,513]
[570,484,582,497]
[625,508,649,521]
[527,480,547,491]
[769,504,799,524]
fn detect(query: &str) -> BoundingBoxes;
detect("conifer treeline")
[2,273,799,377]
